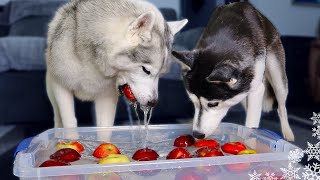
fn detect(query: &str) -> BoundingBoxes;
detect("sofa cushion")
[0,71,193,125]
[0,27,202,73]
[8,0,66,24]
[7,0,177,24]
[0,37,46,72]
[0,3,10,25]
[9,16,51,37]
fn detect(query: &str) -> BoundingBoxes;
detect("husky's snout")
[192,106,229,139]
[193,131,205,139]
[147,99,158,107]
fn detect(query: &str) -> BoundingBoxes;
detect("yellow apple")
[98,154,130,164]
[237,149,257,155]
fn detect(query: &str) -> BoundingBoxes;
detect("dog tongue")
[122,84,136,103]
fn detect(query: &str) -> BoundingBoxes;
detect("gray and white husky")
[172,2,295,141]
[46,0,187,129]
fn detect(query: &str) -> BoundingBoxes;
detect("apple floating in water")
[167,148,192,159]
[221,142,246,155]
[93,143,121,159]
[132,148,159,161]
[196,147,224,157]
[194,139,219,148]
[56,141,84,153]
[237,149,257,155]
[39,159,70,167]
[98,154,130,164]
[50,148,81,163]
[174,134,195,147]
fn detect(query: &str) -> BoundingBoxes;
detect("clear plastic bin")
[13,123,301,180]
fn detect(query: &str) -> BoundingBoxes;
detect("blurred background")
[0,0,319,179]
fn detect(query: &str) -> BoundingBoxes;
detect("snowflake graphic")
[303,142,320,161]
[312,125,320,140]
[302,163,320,180]
[263,172,279,180]
[248,112,320,180]
[288,149,304,163]
[249,170,262,180]
[280,163,301,180]
[311,112,320,125]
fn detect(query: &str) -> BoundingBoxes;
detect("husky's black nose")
[193,131,205,139]
[147,100,158,107]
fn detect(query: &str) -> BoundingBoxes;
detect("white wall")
[148,0,181,17]
[250,0,320,37]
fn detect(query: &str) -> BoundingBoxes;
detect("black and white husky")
[46,0,187,130]
[173,2,294,141]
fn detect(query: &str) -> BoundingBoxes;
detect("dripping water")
[141,106,153,148]
[124,98,153,148]
[124,98,136,145]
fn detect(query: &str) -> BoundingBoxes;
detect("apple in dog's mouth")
[119,84,136,103]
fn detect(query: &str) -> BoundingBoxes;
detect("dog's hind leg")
[262,80,275,113]
[94,88,119,141]
[266,42,295,141]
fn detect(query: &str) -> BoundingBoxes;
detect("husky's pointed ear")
[127,11,155,44]
[206,65,239,86]
[168,19,188,35]
[172,50,194,68]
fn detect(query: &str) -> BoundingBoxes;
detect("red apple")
[196,147,224,157]
[194,139,219,148]
[56,141,84,153]
[196,166,221,176]
[175,169,208,180]
[167,148,192,159]
[132,148,159,161]
[224,163,251,173]
[174,134,195,147]
[122,84,136,102]
[39,159,70,167]
[221,142,246,155]
[93,143,121,159]
[50,148,81,162]
[87,173,122,180]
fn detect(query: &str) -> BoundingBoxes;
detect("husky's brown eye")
[142,66,151,75]
[208,102,219,108]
